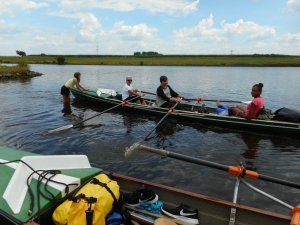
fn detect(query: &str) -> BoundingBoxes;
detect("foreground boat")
[1,146,299,225]
[70,88,300,135]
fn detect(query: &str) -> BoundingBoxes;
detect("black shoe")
[123,189,143,206]
[139,189,158,204]
[161,203,199,224]
[123,188,158,206]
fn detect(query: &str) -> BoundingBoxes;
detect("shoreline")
[0,71,43,79]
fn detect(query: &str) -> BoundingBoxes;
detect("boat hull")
[71,89,300,135]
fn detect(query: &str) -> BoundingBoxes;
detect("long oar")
[140,145,300,189]
[185,98,251,104]
[124,102,179,158]
[140,93,251,104]
[140,91,156,95]
[48,96,140,133]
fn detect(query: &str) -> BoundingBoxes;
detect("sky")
[0,0,299,56]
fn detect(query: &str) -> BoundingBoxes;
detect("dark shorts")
[60,85,70,96]
[125,96,144,103]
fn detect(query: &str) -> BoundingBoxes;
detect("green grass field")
[0,62,30,75]
[1,55,300,67]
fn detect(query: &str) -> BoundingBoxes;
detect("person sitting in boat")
[122,76,147,105]
[156,75,189,110]
[60,72,89,103]
[217,83,264,120]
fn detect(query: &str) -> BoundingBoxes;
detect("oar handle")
[185,98,243,103]
[140,145,168,156]
[140,145,300,189]
[140,145,228,171]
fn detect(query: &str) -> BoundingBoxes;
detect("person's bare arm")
[128,89,144,96]
[241,103,256,120]
[74,78,88,93]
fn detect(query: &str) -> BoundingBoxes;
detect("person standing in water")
[60,72,88,103]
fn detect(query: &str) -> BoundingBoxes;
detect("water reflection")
[123,115,135,134]
[240,133,259,159]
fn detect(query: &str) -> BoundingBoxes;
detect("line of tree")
[134,51,161,56]
[27,54,299,58]
[16,50,26,57]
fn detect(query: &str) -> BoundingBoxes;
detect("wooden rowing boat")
[70,88,300,135]
[1,145,299,225]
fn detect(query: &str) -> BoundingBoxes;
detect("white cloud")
[183,0,200,15]
[254,41,268,48]
[59,0,199,15]
[285,0,300,13]
[48,11,159,43]
[222,19,276,41]
[76,14,102,42]
[78,14,101,30]
[0,20,21,35]
[0,0,48,16]
[277,32,300,42]
[173,14,276,42]
[112,21,158,41]
[49,12,104,43]
[34,36,46,41]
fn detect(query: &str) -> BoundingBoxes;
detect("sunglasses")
[127,80,132,81]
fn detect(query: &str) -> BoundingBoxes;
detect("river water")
[0,64,300,216]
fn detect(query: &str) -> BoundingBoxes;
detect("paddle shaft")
[140,92,247,104]
[140,145,300,189]
[73,96,140,127]
[143,102,179,141]
[140,91,156,95]
[185,99,245,103]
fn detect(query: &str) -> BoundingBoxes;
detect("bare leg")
[141,101,147,105]
[62,95,70,103]
[136,100,141,104]
[228,106,243,117]
[236,105,246,111]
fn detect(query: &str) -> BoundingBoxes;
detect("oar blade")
[124,142,141,158]
[241,101,251,104]
[48,124,73,133]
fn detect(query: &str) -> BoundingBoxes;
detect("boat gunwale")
[103,171,291,222]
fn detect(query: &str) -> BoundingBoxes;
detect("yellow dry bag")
[52,174,120,225]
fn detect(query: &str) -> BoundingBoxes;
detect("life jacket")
[52,174,121,225]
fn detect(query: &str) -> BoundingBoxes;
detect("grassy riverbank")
[0,62,30,75]
[1,54,300,66]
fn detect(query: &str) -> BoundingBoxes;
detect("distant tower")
[96,45,98,55]
[230,46,233,55]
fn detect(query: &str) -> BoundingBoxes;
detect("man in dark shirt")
[156,76,189,110]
